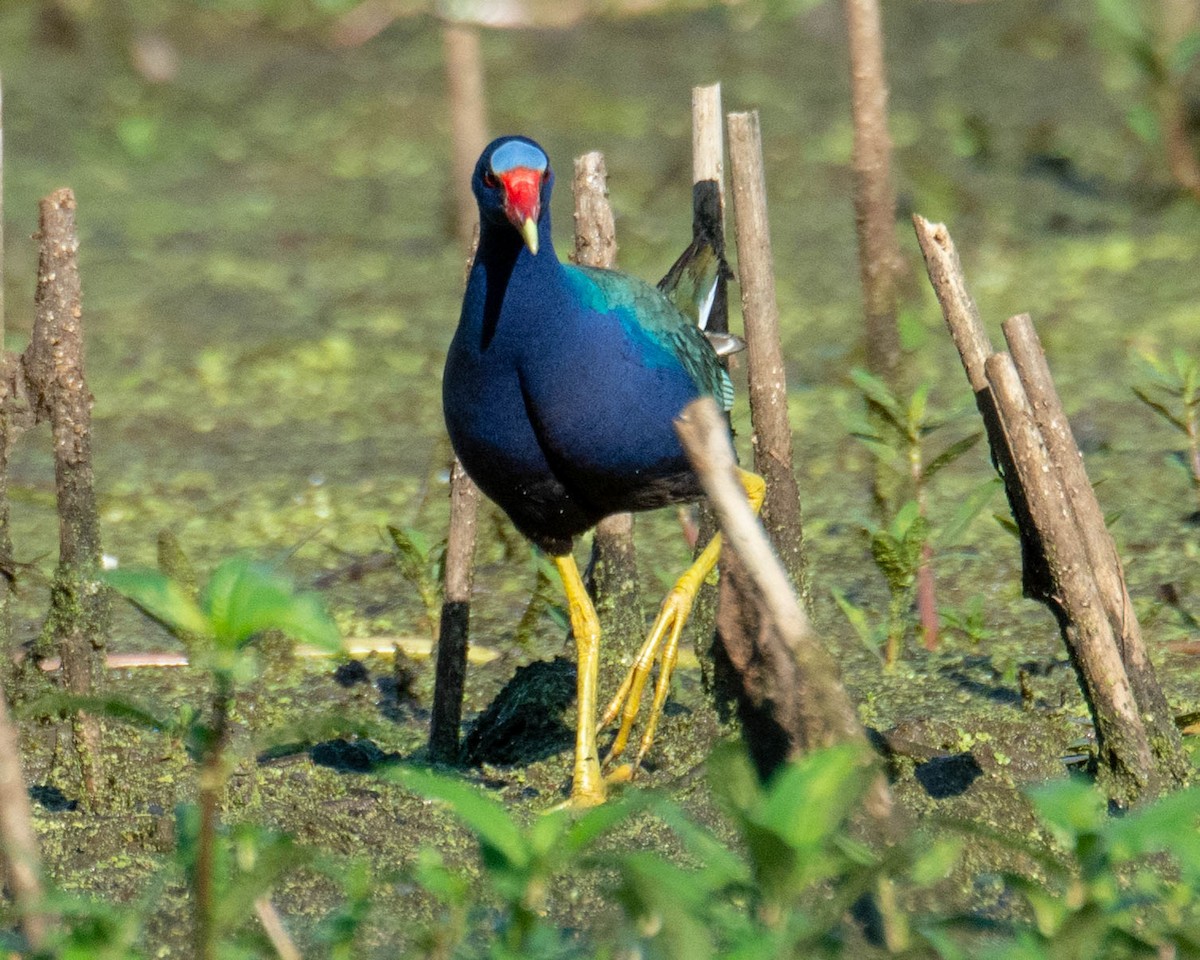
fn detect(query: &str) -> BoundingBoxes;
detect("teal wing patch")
[567,264,735,412]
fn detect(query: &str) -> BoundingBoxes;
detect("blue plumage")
[444,136,731,555]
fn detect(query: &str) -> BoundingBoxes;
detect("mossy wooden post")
[26,189,109,802]
[571,151,644,674]
[430,236,482,765]
[726,111,808,606]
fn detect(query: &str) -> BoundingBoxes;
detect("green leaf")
[850,368,905,432]
[561,793,649,859]
[1170,30,1200,75]
[104,568,213,640]
[850,432,904,470]
[653,798,752,889]
[907,382,930,434]
[831,588,883,656]
[757,745,870,853]
[386,766,529,871]
[910,837,963,885]
[707,739,765,819]
[1027,779,1106,849]
[388,524,431,582]
[1125,103,1161,146]
[18,692,175,733]
[921,432,983,482]
[200,556,340,651]
[1132,386,1188,433]
[937,478,1001,547]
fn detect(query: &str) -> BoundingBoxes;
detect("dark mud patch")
[462,657,575,766]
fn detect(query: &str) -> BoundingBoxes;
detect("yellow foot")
[600,580,696,774]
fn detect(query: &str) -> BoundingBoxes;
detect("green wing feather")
[567,264,735,412]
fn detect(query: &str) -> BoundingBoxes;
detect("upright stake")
[0,74,13,680]
[985,353,1158,797]
[27,189,108,802]
[726,111,808,605]
[843,0,902,384]
[1002,314,1185,775]
[0,686,46,951]
[691,83,729,336]
[687,83,735,693]
[429,458,479,763]
[430,235,482,764]
[443,19,488,249]
[572,151,644,671]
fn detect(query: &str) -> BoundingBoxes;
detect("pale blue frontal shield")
[490,139,549,175]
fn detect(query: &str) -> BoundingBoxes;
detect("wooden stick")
[254,897,302,960]
[843,0,902,384]
[443,21,488,250]
[911,214,1051,602]
[429,458,480,764]
[727,111,808,603]
[429,231,482,765]
[690,83,729,336]
[0,684,46,950]
[571,151,644,669]
[0,73,5,347]
[1002,314,1185,774]
[675,398,892,824]
[27,189,108,802]
[984,353,1159,798]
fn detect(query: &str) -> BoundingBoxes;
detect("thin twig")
[255,897,302,960]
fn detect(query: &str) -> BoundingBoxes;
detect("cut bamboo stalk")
[727,111,808,604]
[914,215,1186,799]
[571,151,645,671]
[985,353,1158,796]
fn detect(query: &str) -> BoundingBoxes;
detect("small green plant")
[611,742,960,957]
[939,595,992,645]
[105,555,341,960]
[1133,348,1200,513]
[1090,0,1200,199]
[388,524,446,637]
[849,369,984,657]
[926,777,1200,957]
[387,764,647,958]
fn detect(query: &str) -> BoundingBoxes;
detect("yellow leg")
[553,554,606,807]
[602,469,766,775]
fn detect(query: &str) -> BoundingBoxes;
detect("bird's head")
[473,136,552,255]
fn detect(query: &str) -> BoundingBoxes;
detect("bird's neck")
[477,213,562,285]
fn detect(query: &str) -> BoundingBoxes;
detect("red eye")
[482,171,498,188]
